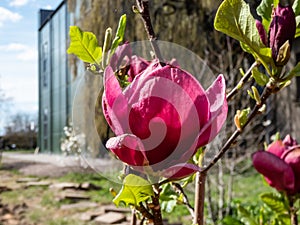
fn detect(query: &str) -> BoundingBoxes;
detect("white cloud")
[9,0,29,7]
[0,7,22,26]
[44,5,52,10]
[0,43,37,61]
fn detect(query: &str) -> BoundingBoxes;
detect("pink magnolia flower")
[252,135,300,195]
[102,50,228,179]
[256,4,296,66]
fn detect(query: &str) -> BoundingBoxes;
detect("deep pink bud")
[252,135,300,195]
[269,4,296,65]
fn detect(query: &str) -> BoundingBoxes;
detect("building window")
[43,108,48,149]
[42,42,48,87]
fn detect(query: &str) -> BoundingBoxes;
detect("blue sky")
[0,0,62,132]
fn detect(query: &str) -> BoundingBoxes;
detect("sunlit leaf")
[237,205,259,225]
[214,0,273,72]
[293,0,300,16]
[113,174,154,207]
[67,26,102,64]
[111,14,127,53]
[260,193,289,215]
[252,67,269,86]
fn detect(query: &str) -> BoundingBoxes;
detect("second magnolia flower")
[102,47,228,179]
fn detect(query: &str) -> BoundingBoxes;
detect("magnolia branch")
[202,81,275,173]
[172,182,195,217]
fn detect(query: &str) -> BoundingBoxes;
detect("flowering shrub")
[60,125,86,157]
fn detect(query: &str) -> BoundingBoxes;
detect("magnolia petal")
[283,134,298,147]
[197,74,228,147]
[282,147,300,193]
[123,65,210,167]
[267,140,286,158]
[252,151,296,194]
[103,66,130,135]
[162,163,200,179]
[106,134,149,167]
[127,56,149,82]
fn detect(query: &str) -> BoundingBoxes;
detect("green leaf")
[113,174,154,207]
[237,205,259,225]
[222,216,244,225]
[67,26,102,64]
[214,0,273,73]
[260,192,288,215]
[252,67,269,86]
[293,0,300,16]
[111,14,127,53]
[295,16,300,37]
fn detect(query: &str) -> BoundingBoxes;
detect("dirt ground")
[0,152,128,225]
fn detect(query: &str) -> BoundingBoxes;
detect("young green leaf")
[237,205,259,225]
[260,192,289,215]
[111,14,127,53]
[214,0,273,73]
[67,26,102,65]
[113,174,154,207]
[252,67,269,86]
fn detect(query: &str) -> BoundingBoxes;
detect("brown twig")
[136,203,154,221]
[288,196,298,225]
[151,184,163,225]
[172,182,195,217]
[193,171,207,225]
[202,81,274,173]
[226,61,258,101]
[135,0,164,63]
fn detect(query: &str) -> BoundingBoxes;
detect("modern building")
[38,1,71,153]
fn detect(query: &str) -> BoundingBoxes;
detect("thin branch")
[172,182,195,217]
[135,0,164,63]
[136,203,154,221]
[289,196,298,225]
[226,61,258,101]
[202,82,274,173]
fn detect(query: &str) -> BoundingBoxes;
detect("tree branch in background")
[135,0,164,63]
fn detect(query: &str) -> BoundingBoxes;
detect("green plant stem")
[135,0,164,63]
[226,61,258,101]
[193,171,207,225]
[288,196,298,225]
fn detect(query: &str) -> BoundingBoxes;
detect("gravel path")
[1,152,122,177]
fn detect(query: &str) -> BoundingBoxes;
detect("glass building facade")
[38,1,71,153]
